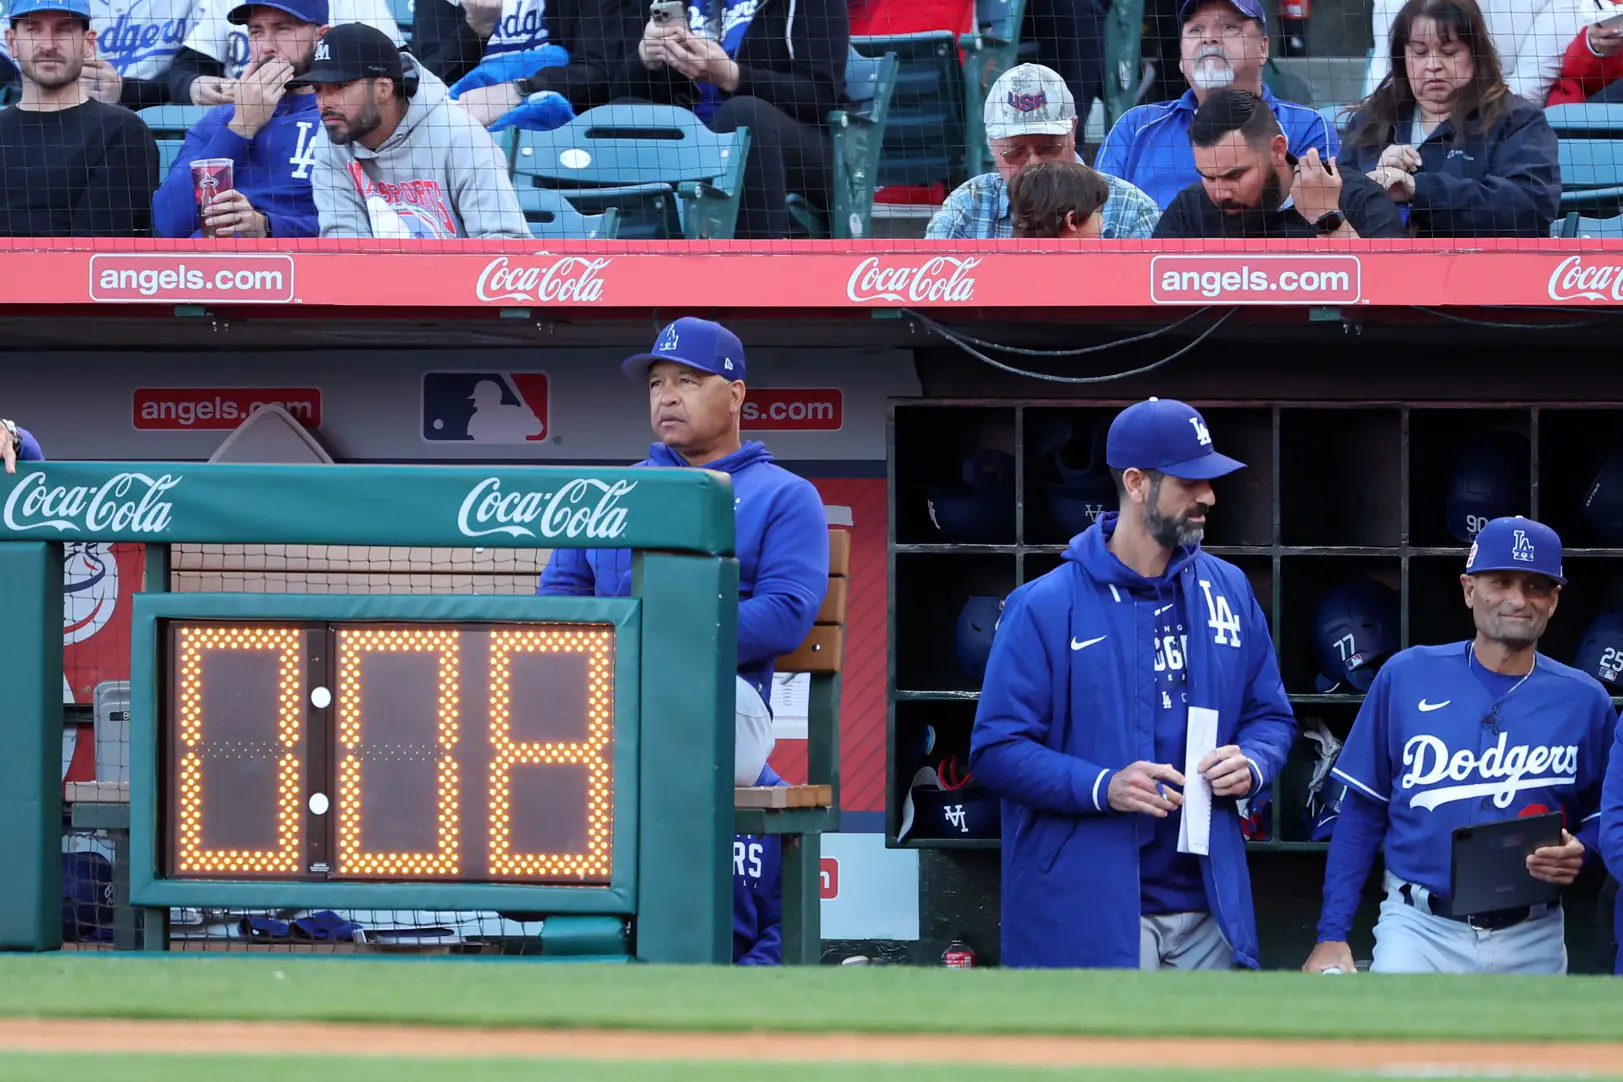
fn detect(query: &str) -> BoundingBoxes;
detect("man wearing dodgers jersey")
[2,415,45,473]
[1605,712,1623,974]
[1306,517,1615,976]
[969,397,1297,970]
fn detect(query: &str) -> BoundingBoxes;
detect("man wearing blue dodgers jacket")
[970,398,1296,970]
[537,316,829,791]
[1603,703,1623,974]
[1306,517,1615,976]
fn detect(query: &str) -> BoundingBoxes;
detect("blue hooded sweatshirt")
[152,95,322,239]
[14,426,43,462]
[968,512,1297,969]
[1602,711,1623,975]
[734,762,787,965]
[537,439,829,704]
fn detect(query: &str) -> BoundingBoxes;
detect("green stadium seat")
[787,48,899,239]
[509,103,750,240]
[960,0,1029,177]
[1557,211,1623,238]
[155,138,187,178]
[514,187,620,240]
[1557,137,1623,214]
[851,30,969,192]
[138,105,209,140]
[389,0,414,45]
[1544,103,1623,139]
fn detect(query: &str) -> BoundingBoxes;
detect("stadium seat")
[787,48,899,239]
[1101,0,1146,127]
[155,138,187,178]
[514,187,621,239]
[1556,211,1623,238]
[1544,103,1623,139]
[509,103,751,240]
[1318,103,1352,141]
[389,0,415,45]
[960,0,1029,177]
[137,105,209,140]
[1556,136,1623,214]
[851,30,969,193]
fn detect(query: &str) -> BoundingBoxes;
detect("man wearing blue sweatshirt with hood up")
[538,317,828,962]
[970,397,1296,970]
[2,414,44,473]
[152,0,328,239]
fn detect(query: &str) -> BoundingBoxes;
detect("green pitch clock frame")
[0,462,740,962]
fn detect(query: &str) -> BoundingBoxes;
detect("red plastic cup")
[191,158,234,237]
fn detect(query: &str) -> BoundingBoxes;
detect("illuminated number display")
[163,621,617,886]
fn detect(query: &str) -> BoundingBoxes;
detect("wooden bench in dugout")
[733,524,848,966]
[65,529,849,963]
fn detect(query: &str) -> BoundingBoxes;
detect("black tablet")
[1449,812,1564,917]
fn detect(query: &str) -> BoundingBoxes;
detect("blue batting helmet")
[1575,608,1623,691]
[1581,442,1623,544]
[1045,420,1118,539]
[1313,578,1400,693]
[954,596,1005,684]
[1445,431,1530,544]
[922,450,1016,544]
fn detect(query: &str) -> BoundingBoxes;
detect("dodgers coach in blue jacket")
[969,397,1296,970]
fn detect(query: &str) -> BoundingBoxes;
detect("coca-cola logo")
[1547,255,1623,302]
[475,256,611,304]
[3,472,179,535]
[457,477,636,540]
[846,256,981,304]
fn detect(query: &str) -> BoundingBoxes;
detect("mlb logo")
[422,372,549,444]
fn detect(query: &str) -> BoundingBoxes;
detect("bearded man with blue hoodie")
[970,398,1296,970]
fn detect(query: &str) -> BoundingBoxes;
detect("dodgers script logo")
[456,477,636,540]
[423,372,549,444]
[1400,732,1578,811]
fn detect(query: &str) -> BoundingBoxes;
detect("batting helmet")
[1312,578,1400,693]
[1581,441,1623,544]
[954,596,1006,684]
[1045,421,1118,539]
[901,755,1000,841]
[1575,608,1623,692]
[922,449,1016,544]
[1444,431,1531,544]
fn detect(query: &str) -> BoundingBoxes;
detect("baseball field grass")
[0,956,1618,1080]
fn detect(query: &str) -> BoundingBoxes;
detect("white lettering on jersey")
[1198,579,1242,648]
[289,120,319,180]
[1153,633,1187,672]
[732,839,763,879]
[1399,732,1578,811]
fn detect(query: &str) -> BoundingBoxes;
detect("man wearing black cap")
[970,397,1297,970]
[294,21,527,239]
[152,0,330,238]
[538,317,830,794]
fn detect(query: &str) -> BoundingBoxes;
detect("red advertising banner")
[4,239,1623,310]
[133,388,323,431]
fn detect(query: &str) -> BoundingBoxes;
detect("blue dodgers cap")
[1180,0,1267,21]
[1105,397,1245,480]
[228,0,328,25]
[621,317,747,382]
[1465,516,1566,585]
[8,0,92,21]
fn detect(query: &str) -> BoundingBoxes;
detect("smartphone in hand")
[650,0,685,25]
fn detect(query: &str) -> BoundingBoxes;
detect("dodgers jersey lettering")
[1140,585,1206,915]
[91,0,195,81]
[1331,641,1613,901]
[482,0,551,59]
[688,0,759,122]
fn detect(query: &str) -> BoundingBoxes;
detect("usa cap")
[227,0,327,25]
[1464,516,1565,585]
[621,317,747,382]
[1180,0,1268,22]
[8,0,91,22]
[286,21,402,86]
[984,64,1076,142]
[1106,397,1245,480]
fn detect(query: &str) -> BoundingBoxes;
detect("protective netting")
[1,0,1617,249]
[62,541,553,955]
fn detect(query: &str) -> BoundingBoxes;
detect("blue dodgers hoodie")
[14,426,43,462]
[968,513,1297,969]
[537,440,829,704]
[1601,711,1623,975]
[151,94,323,239]
[733,763,787,965]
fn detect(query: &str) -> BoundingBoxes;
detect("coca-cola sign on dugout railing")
[0,464,735,554]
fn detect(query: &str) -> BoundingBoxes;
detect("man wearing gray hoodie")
[293,21,527,239]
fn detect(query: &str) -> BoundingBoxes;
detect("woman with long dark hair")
[1337,0,1559,237]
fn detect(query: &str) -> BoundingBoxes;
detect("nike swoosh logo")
[1071,635,1107,651]
[1154,603,1174,615]
[1417,699,1450,712]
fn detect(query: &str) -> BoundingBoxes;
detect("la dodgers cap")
[8,0,91,21]
[228,0,328,25]
[287,21,402,86]
[1465,515,1566,585]
[1180,0,1267,22]
[621,317,747,382]
[1106,397,1245,480]
[984,64,1076,142]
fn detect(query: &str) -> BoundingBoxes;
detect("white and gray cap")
[983,63,1077,142]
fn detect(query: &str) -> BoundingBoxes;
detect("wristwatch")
[1313,210,1345,235]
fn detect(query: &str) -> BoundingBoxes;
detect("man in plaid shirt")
[927,64,1160,240]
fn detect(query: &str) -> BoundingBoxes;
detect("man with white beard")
[1303,517,1616,976]
[1094,0,1333,209]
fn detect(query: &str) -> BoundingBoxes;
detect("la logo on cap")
[1512,529,1535,562]
[657,326,679,352]
[723,358,733,371]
